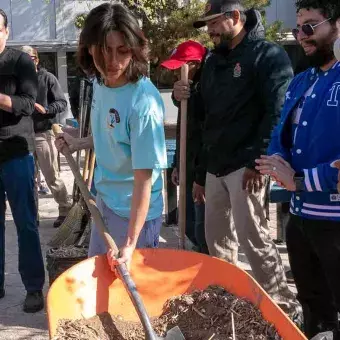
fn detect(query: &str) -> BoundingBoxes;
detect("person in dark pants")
[174,0,300,321]
[256,1,340,338]
[21,45,72,228]
[161,40,209,254]
[0,9,45,313]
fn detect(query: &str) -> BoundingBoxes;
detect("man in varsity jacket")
[0,9,45,312]
[256,1,340,338]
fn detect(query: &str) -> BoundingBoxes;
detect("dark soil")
[53,285,282,340]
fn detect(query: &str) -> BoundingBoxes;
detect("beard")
[304,28,337,67]
[306,41,335,67]
[209,33,221,48]
[210,32,234,52]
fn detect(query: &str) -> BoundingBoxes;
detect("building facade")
[266,0,297,32]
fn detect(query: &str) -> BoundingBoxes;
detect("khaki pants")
[35,130,71,216]
[205,168,298,313]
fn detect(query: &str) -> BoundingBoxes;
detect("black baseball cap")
[193,0,244,29]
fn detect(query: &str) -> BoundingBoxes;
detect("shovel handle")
[52,124,158,340]
[87,151,96,190]
[179,64,189,249]
[52,124,119,255]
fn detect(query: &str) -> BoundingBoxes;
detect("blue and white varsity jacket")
[268,61,340,221]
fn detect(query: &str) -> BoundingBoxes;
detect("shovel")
[52,125,185,340]
[310,332,333,340]
[178,64,189,250]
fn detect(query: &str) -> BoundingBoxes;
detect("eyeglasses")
[292,18,331,40]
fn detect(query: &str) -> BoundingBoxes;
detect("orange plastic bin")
[47,248,307,339]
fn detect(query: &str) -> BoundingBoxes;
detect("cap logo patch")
[233,63,242,78]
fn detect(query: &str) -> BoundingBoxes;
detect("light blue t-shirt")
[90,77,167,220]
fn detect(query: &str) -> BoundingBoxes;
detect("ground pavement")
[0,155,293,340]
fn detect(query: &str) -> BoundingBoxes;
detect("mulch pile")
[52,285,282,340]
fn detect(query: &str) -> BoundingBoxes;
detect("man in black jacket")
[175,0,300,317]
[0,10,44,312]
[21,46,71,228]
[161,40,209,254]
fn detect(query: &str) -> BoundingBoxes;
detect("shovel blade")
[310,332,333,340]
[163,326,185,340]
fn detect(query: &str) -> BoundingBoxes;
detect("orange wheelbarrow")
[47,248,307,340]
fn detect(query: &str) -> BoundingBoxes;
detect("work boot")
[23,291,44,313]
[0,288,4,299]
[53,215,66,228]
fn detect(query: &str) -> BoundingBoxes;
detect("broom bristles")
[48,202,88,248]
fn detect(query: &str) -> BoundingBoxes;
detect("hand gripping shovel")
[52,125,185,340]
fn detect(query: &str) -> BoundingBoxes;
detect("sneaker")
[23,291,44,313]
[53,215,66,228]
[38,184,49,195]
[0,288,4,299]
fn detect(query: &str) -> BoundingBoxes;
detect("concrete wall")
[9,0,56,41]
[0,0,108,43]
[265,0,297,30]
[160,90,177,126]
[55,0,107,42]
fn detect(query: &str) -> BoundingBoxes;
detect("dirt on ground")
[53,285,282,340]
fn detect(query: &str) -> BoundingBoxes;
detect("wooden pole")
[82,149,90,181]
[179,64,189,249]
[87,150,96,190]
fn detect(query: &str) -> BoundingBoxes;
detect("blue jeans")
[0,154,45,292]
[88,196,162,257]
[185,173,208,254]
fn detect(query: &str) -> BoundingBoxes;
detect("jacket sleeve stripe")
[304,169,313,192]
[312,168,322,191]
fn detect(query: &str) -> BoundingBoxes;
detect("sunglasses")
[292,18,331,40]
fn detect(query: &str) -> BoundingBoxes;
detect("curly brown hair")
[77,3,149,83]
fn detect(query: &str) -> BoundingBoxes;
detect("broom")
[55,161,95,248]
[47,149,92,248]
[73,84,92,203]
[48,81,93,247]
[77,150,96,247]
